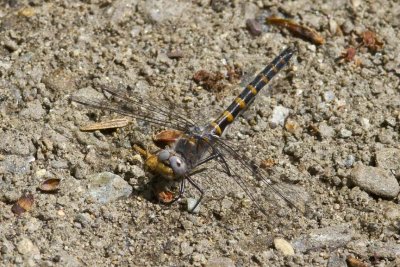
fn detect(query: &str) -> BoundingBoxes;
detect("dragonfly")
[71,46,299,215]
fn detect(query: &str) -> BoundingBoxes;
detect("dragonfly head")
[157,149,188,178]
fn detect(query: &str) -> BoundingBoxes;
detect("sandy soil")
[0,0,399,266]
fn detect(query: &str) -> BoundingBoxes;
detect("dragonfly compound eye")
[169,156,187,176]
[158,150,170,161]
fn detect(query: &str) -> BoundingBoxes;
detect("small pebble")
[246,19,262,36]
[50,160,69,169]
[130,165,145,178]
[220,197,233,210]
[0,130,33,156]
[187,198,201,213]
[274,238,295,256]
[327,254,347,267]
[17,238,34,255]
[293,224,354,253]
[57,209,65,217]
[167,50,184,59]
[35,169,46,177]
[359,118,370,130]
[323,91,335,102]
[74,213,93,228]
[4,40,19,52]
[344,155,355,167]
[270,105,290,128]
[350,163,400,198]
[366,241,400,259]
[0,155,34,174]
[144,0,188,23]
[328,18,339,35]
[375,148,400,177]
[319,122,335,139]
[384,116,396,127]
[86,172,133,204]
[180,242,194,256]
[339,128,352,138]
[191,252,207,264]
[206,257,235,267]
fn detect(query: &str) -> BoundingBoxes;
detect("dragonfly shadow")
[129,172,185,209]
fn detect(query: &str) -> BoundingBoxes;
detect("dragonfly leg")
[218,154,232,176]
[195,152,232,176]
[195,153,219,166]
[186,176,204,213]
[168,179,186,204]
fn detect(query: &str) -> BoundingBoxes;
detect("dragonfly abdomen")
[209,46,295,136]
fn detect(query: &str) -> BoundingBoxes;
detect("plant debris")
[340,47,357,62]
[193,63,243,93]
[80,118,131,131]
[156,189,175,204]
[337,30,384,64]
[266,16,325,45]
[225,63,243,83]
[39,178,61,192]
[193,69,225,92]
[12,193,34,215]
[359,30,384,52]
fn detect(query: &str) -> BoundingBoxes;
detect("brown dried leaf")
[226,63,243,83]
[341,47,357,62]
[260,158,277,169]
[285,119,300,133]
[157,190,175,204]
[193,69,225,92]
[39,178,61,192]
[152,181,175,204]
[12,193,34,215]
[360,30,383,52]
[80,118,131,131]
[266,16,325,45]
[308,123,320,136]
[346,256,368,267]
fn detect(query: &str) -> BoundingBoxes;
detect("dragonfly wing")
[209,135,309,216]
[70,86,196,131]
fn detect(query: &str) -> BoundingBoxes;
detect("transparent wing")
[70,86,196,132]
[208,135,306,216]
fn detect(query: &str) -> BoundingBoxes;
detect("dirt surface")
[1,0,399,266]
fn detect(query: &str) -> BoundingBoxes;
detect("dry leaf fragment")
[260,158,277,169]
[193,69,225,92]
[360,30,383,52]
[80,118,131,131]
[285,119,300,133]
[346,256,368,267]
[226,63,243,83]
[156,190,175,204]
[266,17,325,45]
[39,178,61,192]
[12,193,34,215]
[341,47,357,62]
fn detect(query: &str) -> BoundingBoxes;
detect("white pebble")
[274,237,295,256]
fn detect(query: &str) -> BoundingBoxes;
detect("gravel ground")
[1,0,399,266]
